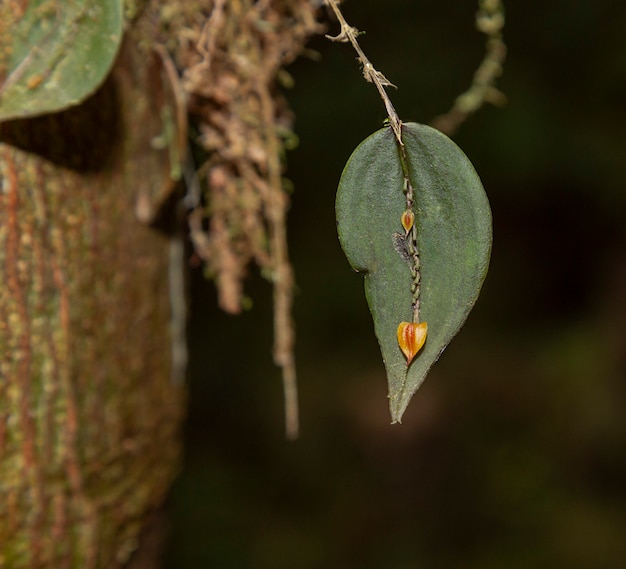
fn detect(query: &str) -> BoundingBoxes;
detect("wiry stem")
[323,0,403,146]
[325,0,421,324]
[325,0,426,360]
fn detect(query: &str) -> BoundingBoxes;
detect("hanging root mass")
[162,0,322,439]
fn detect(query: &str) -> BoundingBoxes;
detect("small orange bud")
[401,210,414,233]
[397,321,428,366]
[27,74,44,89]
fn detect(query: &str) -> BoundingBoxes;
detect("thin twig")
[324,1,423,324]
[323,0,403,146]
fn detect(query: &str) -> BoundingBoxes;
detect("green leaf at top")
[0,0,123,121]
[336,122,492,423]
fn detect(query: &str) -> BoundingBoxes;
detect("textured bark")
[0,22,185,569]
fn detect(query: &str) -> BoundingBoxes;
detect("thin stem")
[323,0,403,146]
[325,0,422,325]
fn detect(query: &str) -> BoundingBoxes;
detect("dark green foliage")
[0,0,123,120]
[336,123,492,421]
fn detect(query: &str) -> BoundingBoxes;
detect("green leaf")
[0,0,123,121]
[336,122,492,422]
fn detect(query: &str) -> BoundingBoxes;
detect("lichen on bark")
[0,11,184,569]
[1,0,324,563]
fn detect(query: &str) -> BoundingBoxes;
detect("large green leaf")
[336,122,492,422]
[0,0,123,121]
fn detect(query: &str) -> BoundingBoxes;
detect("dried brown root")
[161,0,323,438]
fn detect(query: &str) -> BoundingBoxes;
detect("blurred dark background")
[165,1,626,567]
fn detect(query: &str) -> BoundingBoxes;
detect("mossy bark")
[0,23,185,569]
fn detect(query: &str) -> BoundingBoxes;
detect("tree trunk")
[0,20,185,569]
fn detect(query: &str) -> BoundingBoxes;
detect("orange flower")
[401,210,415,233]
[397,321,428,366]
